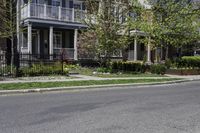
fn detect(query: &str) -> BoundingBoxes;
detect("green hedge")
[110,61,146,73]
[18,62,68,77]
[176,56,200,69]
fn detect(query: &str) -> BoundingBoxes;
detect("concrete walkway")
[0,74,173,84]
[166,74,200,80]
[0,74,200,84]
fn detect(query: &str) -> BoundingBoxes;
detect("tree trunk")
[161,46,163,60]
[165,45,169,60]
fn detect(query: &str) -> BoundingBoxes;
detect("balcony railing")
[21,3,85,23]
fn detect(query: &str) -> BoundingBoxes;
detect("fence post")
[61,53,64,75]
[15,52,20,77]
[28,52,31,67]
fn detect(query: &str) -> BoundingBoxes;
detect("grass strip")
[0,78,181,90]
[96,73,167,78]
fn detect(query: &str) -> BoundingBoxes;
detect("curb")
[0,79,199,95]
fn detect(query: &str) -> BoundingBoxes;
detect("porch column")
[147,37,151,64]
[72,8,75,22]
[37,30,40,55]
[49,26,53,60]
[16,0,21,52]
[27,23,32,54]
[74,29,78,60]
[134,36,138,61]
[27,2,30,18]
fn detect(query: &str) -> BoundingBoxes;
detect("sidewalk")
[0,74,180,84]
[166,74,200,80]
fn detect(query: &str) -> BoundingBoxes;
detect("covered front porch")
[20,24,78,60]
[128,30,152,64]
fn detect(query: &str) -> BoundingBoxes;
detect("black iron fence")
[0,53,70,77]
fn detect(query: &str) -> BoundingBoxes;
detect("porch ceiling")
[22,18,88,29]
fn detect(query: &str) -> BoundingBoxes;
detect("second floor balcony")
[21,3,86,23]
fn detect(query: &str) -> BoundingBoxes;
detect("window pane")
[53,32,62,48]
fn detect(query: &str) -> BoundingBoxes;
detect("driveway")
[0,81,200,133]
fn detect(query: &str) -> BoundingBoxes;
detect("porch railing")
[54,48,74,60]
[20,47,75,60]
[21,3,86,23]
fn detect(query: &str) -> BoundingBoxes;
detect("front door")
[32,30,40,55]
[128,43,134,60]
[44,30,49,56]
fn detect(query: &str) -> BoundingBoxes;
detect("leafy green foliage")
[165,59,172,69]
[150,64,167,75]
[146,0,200,48]
[128,0,200,59]
[83,0,130,62]
[96,67,112,73]
[175,56,200,69]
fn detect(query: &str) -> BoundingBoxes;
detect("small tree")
[145,0,200,58]
[82,0,131,63]
[77,30,98,59]
[0,0,18,73]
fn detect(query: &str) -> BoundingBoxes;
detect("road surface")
[0,81,200,133]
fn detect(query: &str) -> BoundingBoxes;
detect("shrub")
[96,67,111,73]
[175,56,200,69]
[0,66,16,76]
[78,59,101,67]
[165,59,172,69]
[110,61,146,73]
[18,62,68,77]
[150,64,167,75]
[63,64,80,72]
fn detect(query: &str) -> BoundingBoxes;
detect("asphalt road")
[0,81,200,133]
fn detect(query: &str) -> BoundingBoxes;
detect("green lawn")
[96,73,167,78]
[0,78,181,90]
